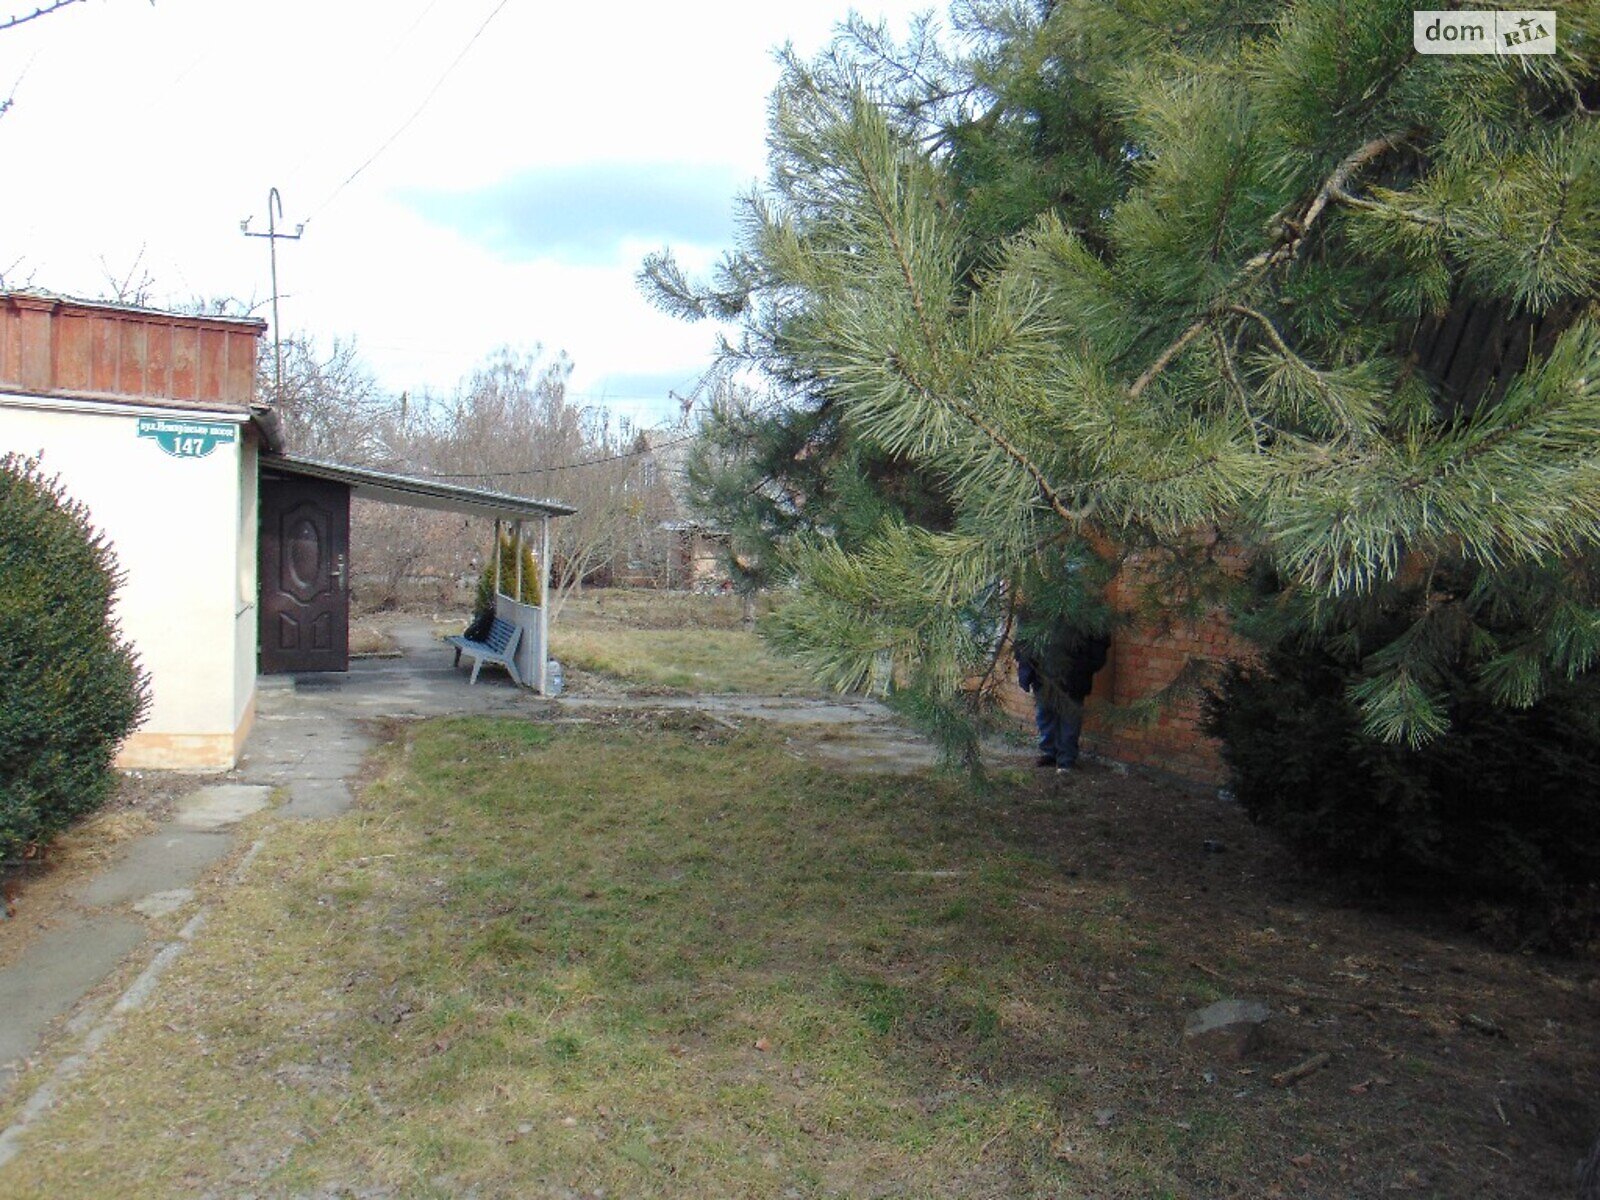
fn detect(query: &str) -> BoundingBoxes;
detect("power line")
[413,387,793,481]
[281,0,449,189]
[420,431,699,479]
[304,0,515,225]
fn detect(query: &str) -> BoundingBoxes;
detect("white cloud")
[0,0,932,428]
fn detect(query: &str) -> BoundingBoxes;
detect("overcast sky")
[0,0,932,428]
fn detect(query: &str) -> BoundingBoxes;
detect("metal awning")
[261,454,576,521]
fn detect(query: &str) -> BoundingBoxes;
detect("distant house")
[661,520,732,589]
[0,290,573,771]
[596,429,733,590]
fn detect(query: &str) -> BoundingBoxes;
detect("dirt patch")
[964,761,1600,1197]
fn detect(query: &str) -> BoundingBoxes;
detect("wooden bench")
[446,617,523,686]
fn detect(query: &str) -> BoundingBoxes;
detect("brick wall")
[999,553,1253,784]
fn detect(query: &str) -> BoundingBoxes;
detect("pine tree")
[644,0,1600,755]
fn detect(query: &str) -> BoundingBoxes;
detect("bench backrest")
[486,618,519,654]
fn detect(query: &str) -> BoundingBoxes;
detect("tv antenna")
[241,187,304,396]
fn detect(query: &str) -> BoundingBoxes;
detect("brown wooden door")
[259,476,350,673]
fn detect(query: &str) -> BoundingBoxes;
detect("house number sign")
[137,418,238,459]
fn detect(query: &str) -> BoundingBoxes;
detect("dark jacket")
[1016,627,1110,704]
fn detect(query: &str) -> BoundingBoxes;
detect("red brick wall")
[1085,613,1248,782]
[999,553,1253,784]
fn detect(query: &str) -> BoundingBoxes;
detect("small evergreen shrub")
[1205,644,1600,952]
[473,532,542,615]
[0,455,149,864]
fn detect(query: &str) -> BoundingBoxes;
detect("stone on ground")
[1184,998,1270,1060]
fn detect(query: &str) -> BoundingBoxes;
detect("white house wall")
[0,393,253,770]
[233,436,260,746]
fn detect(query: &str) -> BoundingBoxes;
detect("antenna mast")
[241,187,304,398]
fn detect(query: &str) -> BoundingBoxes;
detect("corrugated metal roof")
[0,288,268,330]
[262,454,576,520]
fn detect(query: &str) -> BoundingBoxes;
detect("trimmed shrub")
[0,455,149,863]
[1205,643,1600,952]
[473,532,542,614]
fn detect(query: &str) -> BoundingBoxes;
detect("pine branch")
[1129,318,1211,398]
[1127,133,1411,399]
[843,110,1095,526]
[1291,133,1413,261]
[885,351,1097,523]
[1211,328,1262,452]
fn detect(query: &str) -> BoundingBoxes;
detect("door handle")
[332,554,346,591]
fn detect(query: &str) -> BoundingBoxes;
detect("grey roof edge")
[262,453,577,518]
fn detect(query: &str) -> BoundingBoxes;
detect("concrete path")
[0,624,534,1095]
[0,784,271,1077]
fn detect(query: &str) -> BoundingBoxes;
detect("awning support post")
[492,518,502,598]
[513,519,524,602]
[537,514,551,694]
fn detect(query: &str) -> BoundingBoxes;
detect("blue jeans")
[1035,697,1084,767]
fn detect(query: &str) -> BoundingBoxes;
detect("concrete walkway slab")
[75,828,236,909]
[0,915,143,1079]
[173,783,272,831]
[130,889,195,918]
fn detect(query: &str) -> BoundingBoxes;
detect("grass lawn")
[551,589,818,694]
[2,713,1591,1198]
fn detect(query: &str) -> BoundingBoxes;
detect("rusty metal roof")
[0,288,267,330]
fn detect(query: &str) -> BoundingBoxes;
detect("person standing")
[1016,624,1110,773]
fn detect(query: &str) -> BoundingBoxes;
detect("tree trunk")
[741,591,757,631]
[1579,1131,1600,1200]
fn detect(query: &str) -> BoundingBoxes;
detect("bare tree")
[98,246,157,307]
[2,0,96,119]
[265,334,396,464]
[265,338,684,617]
[421,349,666,620]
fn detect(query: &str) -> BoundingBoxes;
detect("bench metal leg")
[469,656,483,685]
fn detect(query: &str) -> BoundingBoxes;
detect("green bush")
[0,455,149,863]
[473,532,542,614]
[1205,644,1600,952]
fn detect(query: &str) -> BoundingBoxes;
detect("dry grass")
[350,623,402,657]
[552,627,817,694]
[2,714,1593,1198]
[552,589,816,694]
[558,588,781,632]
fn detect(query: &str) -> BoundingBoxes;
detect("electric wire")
[414,388,787,481]
[303,0,515,226]
[280,0,450,192]
[420,430,699,479]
